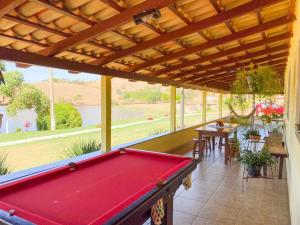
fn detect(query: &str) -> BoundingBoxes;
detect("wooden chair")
[218,137,225,150]
[192,136,212,160]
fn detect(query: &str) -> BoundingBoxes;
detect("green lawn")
[0,125,97,143]
[0,113,219,173]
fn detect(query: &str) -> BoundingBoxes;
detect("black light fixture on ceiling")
[133,8,161,25]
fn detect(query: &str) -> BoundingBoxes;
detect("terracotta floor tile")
[174,141,290,225]
[173,211,196,225]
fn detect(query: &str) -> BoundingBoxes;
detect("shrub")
[148,128,168,136]
[37,103,82,130]
[63,139,101,158]
[0,153,10,176]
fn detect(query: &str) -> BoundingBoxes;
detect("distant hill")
[33,78,157,106]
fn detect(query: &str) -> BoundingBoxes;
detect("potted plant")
[243,129,261,141]
[216,120,224,127]
[261,114,271,124]
[238,148,274,177]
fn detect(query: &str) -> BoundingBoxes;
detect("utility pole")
[49,68,56,130]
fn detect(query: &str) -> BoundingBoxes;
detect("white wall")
[284,1,300,224]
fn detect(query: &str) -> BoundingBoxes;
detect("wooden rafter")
[198,67,286,86]
[169,44,289,79]
[127,15,294,72]
[94,0,285,66]
[195,63,286,84]
[0,0,26,18]
[0,46,225,93]
[188,59,287,84]
[37,0,176,57]
[184,56,288,83]
[151,32,291,77]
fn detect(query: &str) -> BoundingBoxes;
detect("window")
[111,78,170,147]
[184,89,202,127]
[0,62,101,173]
[206,92,219,121]
[222,94,231,117]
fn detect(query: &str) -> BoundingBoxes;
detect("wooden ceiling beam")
[2,14,116,53]
[0,46,227,92]
[198,66,286,85]
[189,60,287,83]
[127,15,294,72]
[95,0,285,65]
[194,63,287,83]
[197,64,286,83]
[37,0,176,57]
[183,56,288,83]
[169,44,289,79]
[151,32,291,76]
[95,0,282,65]
[0,0,26,18]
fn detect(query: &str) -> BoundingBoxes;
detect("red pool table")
[0,148,197,225]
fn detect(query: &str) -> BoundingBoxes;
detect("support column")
[180,87,184,129]
[101,76,112,152]
[219,93,223,118]
[202,91,207,123]
[170,86,176,132]
[48,68,56,130]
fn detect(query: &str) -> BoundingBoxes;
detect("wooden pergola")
[0,0,295,150]
[0,0,294,90]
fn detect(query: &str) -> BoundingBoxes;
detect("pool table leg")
[162,194,173,225]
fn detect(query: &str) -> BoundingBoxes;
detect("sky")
[4,61,100,83]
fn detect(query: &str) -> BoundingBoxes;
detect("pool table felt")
[0,149,192,225]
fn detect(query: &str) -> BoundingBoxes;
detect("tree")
[37,103,82,130]
[0,63,49,117]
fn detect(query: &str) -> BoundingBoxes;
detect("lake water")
[0,105,143,133]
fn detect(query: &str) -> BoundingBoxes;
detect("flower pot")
[250,135,261,141]
[248,166,262,177]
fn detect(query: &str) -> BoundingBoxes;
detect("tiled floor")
[172,148,290,225]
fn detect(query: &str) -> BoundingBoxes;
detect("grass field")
[0,111,220,173]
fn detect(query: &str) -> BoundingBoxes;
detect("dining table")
[195,122,239,164]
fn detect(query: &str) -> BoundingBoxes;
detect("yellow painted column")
[180,87,184,129]
[219,93,223,118]
[101,76,112,152]
[202,91,207,123]
[170,86,176,132]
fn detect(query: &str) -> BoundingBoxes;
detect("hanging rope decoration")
[183,174,192,190]
[228,103,256,119]
[151,198,165,225]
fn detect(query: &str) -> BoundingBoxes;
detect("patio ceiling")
[0,0,295,91]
